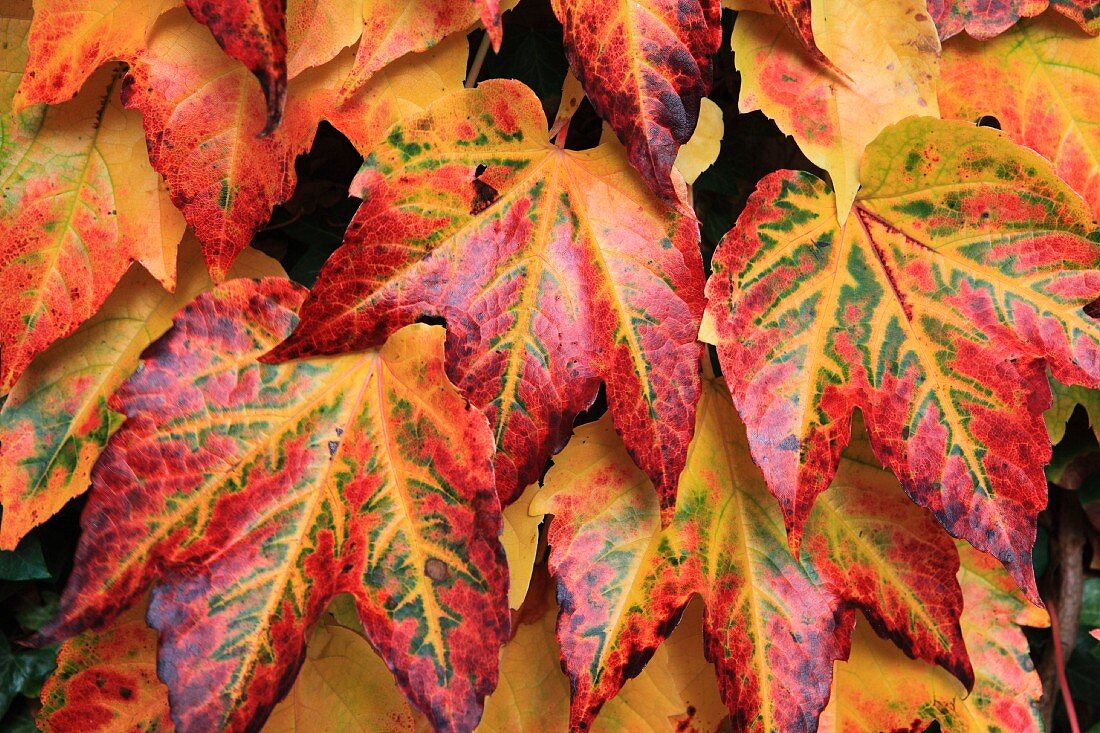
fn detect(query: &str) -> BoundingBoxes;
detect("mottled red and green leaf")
[704,117,1100,602]
[267,80,705,516]
[35,279,508,733]
[531,379,969,731]
[550,0,722,199]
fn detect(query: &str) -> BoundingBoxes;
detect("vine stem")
[465,33,492,89]
[1047,602,1082,733]
[1039,487,1086,730]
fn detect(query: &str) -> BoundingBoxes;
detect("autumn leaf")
[182,0,287,135]
[674,97,723,185]
[122,7,464,280]
[820,544,1048,733]
[939,14,1100,222]
[1046,379,1100,444]
[704,116,1100,602]
[475,0,504,50]
[39,601,421,733]
[33,279,509,733]
[284,0,361,78]
[530,378,969,730]
[549,0,722,199]
[324,32,468,154]
[501,483,543,610]
[38,600,172,733]
[0,14,185,395]
[13,0,176,108]
[732,0,940,218]
[337,0,483,101]
[927,0,1100,40]
[262,616,421,733]
[478,587,729,733]
[0,239,281,550]
[267,80,705,517]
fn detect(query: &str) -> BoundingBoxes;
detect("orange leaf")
[0,14,185,395]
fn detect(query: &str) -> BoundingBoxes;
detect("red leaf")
[928,0,1100,40]
[266,80,705,516]
[532,379,970,730]
[704,118,1100,601]
[183,0,288,135]
[549,0,722,199]
[34,279,509,733]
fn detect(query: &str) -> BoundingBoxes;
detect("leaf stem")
[465,33,492,89]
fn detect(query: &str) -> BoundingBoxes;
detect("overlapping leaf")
[530,378,968,730]
[337,0,483,101]
[1046,379,1100,444]
[182,0,287,134]
[928,0,1100,40]
[0,13,185,395]
[940,15,1100,221]
[123,8,464,279]
[479,590,729,732]
[704,116,1100,602]
[261,616,422,733]
[13,0,177,108]
[39,602,421,733]
[820,544,1048,732]
[38,600,171,733]
[732,0,940,218]
[549,0,722,199]
[33,279,509,733]
[267,80,705,515]
[0,239,281,549]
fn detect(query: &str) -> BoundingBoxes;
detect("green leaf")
[0,535,49,581]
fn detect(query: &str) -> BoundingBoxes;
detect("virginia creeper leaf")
[337,0,482,101]
[820,544,1048,733]
[268,80,705,517]
[478,587,728,733]
[531,378,967,730]
[939,15,1100,222]
[549,0,722,199]
[13,0,177,108]
[704,116,1100,602]
[674,97,723,186]
[928,0,1100,40]
[501,483,542,610]
[39,602,422,733]
[0,15,185,395]
[475,0,504,51]
[285,0,360,78]
[0,239,282,549]
[323,32,468,155]
[262,616,421,733]
[119,8,321,279]
[34,279,509,733]
[122,7,463,280]
[1045,379,1100,444]
[732,0,940,218]
[182,0,287,135]
[38,601,172,733]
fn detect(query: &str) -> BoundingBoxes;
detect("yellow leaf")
[503,482,542,610]
[732,0,940,219]
[674,98,724,185]
[264,618,420,733]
